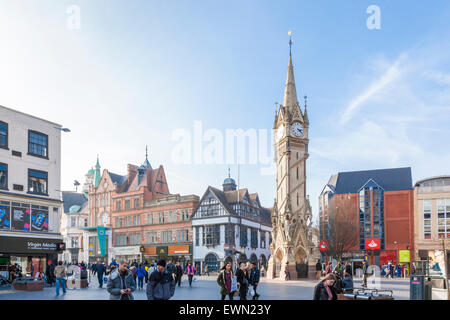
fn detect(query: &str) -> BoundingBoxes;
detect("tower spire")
[283,30,299,109]
[143,145,151,167]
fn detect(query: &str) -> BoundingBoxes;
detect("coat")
[313,282,338,300]
[107,269,136,300]
[249,268,260,285]
[236,269,249,286]
[186,265,195,275]
[146,270,175,300]
[136,267,146,278]
[217,270,234,296]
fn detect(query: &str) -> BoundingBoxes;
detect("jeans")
[188,275,193,286]
[239,284,247,300]
[175,275,182,286]
[56,277,66,294]
[138,277,144,289]
[97,274,104,287]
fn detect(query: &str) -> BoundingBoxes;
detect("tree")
[325,195,359,261]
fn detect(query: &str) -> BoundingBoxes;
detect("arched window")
[205,253,219,272]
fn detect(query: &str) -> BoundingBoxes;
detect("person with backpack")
[217,262,234,300]
[186,261,195,287]
[136,264,147,290]
[106,261,136,300]
[146,260,175,300]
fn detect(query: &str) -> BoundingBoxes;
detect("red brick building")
[319,167,414,273]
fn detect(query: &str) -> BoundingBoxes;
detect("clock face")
[277,125,285,141]
[292,122,304,137]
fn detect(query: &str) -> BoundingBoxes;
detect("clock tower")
[267,32,313,280]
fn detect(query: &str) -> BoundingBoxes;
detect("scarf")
[324,283,333,300]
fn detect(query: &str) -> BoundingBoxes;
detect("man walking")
[249,262,260,300]
[54,261,67,296]
[174,262,183,287]
[146,260,175,300]
[96,261,106,288]
[315,259,322,280]
[362,260,369,287]
[106,260,136,300]
[236,263,249,300]
[284,262,291,280]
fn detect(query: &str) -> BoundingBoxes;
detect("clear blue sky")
[1,0,450,219]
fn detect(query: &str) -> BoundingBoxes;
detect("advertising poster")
[11,207,31,231]
[30,209,49,232]
[0,204,10,230]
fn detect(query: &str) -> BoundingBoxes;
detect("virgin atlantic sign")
[365,238,381,251]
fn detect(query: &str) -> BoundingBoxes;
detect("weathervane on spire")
[228,166,231,179]
[304,95,307,107]
[288,30,293,55]
[146,145,148,160]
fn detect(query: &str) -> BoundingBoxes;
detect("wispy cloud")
[340,53,407,125]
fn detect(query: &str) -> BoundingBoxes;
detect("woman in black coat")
[235,263,249,300]
[313,273,338,300]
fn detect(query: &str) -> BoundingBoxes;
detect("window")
[0,121,8,149]
[71,237,79,248]
[195,227,199,246]
[116,200,122,211]
[225,224,235,245]
[260,232,266,248]
[115,234,127,246]
[133,215,140,226]
[168,211,177,223]
[203,225,220,246]
[28,169,48,195]
[162,231,173,243]
[240,226,248,247]
[177,229,188,242]
[437,199,450,239]
[134,198,140,209]
[28,130,48,158]
[423,200,432,240]
[84,218,88,227]
[125,200,130,210]
[158,212,165,224]
[146,231,158,244]
[129,233,140,245]
[0,163,7,190]
[71,217,77,227]
[251,229,258,248]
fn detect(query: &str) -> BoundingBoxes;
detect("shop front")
[112,246,141,263]
[0,234,64,280]
[144,244,192,265]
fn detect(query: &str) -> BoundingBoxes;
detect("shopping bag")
[193,276,198,282]
[231,276,238,292]
[248,286,255,297]
[103,276,108,283]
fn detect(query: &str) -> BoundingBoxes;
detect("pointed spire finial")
[228,166,231,178]
[288,30,293,56]
[304,95,307,107]
[143,145,151,167]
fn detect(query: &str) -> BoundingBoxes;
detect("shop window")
[0,121,8,149]
[28,130,48,158]
[28,169,48,195]
[0,163,7,190]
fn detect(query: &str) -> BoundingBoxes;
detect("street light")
[54,126,71,132]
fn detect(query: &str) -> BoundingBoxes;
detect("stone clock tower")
[267,33,313,280]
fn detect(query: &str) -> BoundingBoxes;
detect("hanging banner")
[365,238,381,251]
[319,240,328,252]
[0,204,10,230]
[97,227,106,257]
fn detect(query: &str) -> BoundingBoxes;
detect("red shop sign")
[319,240,328,252]
[365,238,381,250]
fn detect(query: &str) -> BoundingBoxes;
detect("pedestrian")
[217,262,234,300]
[344,262,352,276]
[284,262,291,280]
[236,263,249,300]
[91,262,97,276]
[107,260,136,300]
[166,260,174,277]
[136,264,146,290]
[96,261,106,288]
[249,262,260,300]
[204,264,210,276]
[315,259,322,280]
[342,272,353,293]
[362,260,369,287]
[325,261,333,275]
[130,265,137,284]
[174,261,183,287]
[144,264,149,284]
[186,261,195,287]
[195,264,200,276]
[54,261,67,296]
[313,273,338,300]
[389,261,395,279]
[333,261,344,278]
[146,259,176,300]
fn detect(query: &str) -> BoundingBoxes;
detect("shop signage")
[144,246,156,255]
[112,246,140,255]
[0,236,64,254]
[168,245,190,255]
[319,240,328,252]
[156,246,168,255]
[365,238,381,251]
[399,250,410,263]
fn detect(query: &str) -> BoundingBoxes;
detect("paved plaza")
[0,275,418,300]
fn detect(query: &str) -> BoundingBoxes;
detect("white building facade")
[0,105,65,278]
[191,176,272,273]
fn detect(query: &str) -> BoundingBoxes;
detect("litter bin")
[410,275,432,300]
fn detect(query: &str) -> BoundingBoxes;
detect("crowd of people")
[217,261,261,300]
